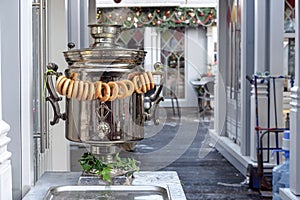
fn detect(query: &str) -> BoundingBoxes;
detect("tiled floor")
[71,107,265,200]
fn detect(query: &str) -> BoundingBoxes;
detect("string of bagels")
[55,71,155,102]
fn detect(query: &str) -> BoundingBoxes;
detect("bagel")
[127,72,139,80]
[116,81,128,99]
[108,81,119,101]
[71,80,79,99]
[88,82,95,101]
[146,71,155,89]
[70,72,78,80]
[67,80,75,99]
[94,81,102,99]
[133,76,143,94]
[99,82,110,102]
[56,75,65,90]
[76,81,84,100]
[56,77,68,95]
[143,72,151,91]
[139,74,147,93]
[61,78,71,96]
[122,80,135,97]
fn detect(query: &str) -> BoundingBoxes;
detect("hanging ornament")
[165,10,171,17]
[114,0,122,3]
[189,12,195,17]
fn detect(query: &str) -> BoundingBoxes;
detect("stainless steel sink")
[43,185,171,200]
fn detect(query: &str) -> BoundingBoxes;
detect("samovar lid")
[63,24,146,69]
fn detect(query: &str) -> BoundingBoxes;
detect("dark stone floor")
[129,107,265,200]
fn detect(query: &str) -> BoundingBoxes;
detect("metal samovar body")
[46,24,163,161]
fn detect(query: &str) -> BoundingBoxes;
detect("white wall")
[0,19,12,200]
[49,0,70,171]
[0,0,23,199]
[184,28,208,107]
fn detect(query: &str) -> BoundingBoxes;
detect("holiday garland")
[97,7,216,30]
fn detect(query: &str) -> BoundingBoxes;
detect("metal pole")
[39,0,45,153]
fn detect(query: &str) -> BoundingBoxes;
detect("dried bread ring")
[127,72,139,80]
[146,71,155,89]
[72,80,79,98]
[94,81,102,99]
[143,72,151,91]
[88,82,95,101]
[122,80,135,97]
[61,78,71,96]
[70,72,79,80]
[133,76,143,94]
[81,82,90,101]
[99,83,110,102]
[116,81,128,99]
[67,80,75,99]
[57,77,68,95]
[76,81,84,100]
[139,74,147,93]
[108,81,119,101]
[56,75,65,90]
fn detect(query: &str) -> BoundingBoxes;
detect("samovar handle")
[45,63,67,125]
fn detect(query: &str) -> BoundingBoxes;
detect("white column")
[240,0,254,156]
[269,0,284,128]
[250,0,269,161]
[206,27,214,66]
[20,0,34,194]
[215,0,228,136]
[144,27,159,71]
[254,0,267,72]
[290,0,300,195]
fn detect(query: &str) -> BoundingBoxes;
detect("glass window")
[160,28,185,99]
[116,28,145,48]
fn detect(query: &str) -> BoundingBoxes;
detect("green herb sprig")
[78,152,140,183]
